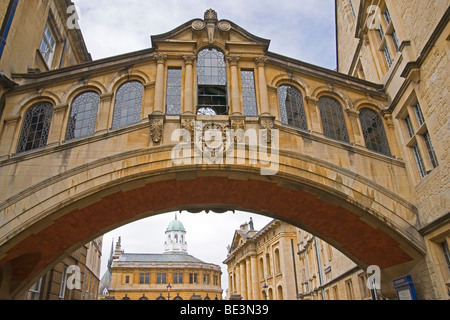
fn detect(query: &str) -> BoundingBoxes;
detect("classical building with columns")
[106,215,222,300]
[224,219,299,300]
[224,219,379,300]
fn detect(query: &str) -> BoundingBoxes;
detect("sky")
[71,0,337,69]
[69,0,338,297]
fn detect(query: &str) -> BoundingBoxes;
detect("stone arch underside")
[0,148,425,298]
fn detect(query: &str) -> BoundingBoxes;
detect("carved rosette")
[149,114,164,144]
[217,21,231,32]
[193,122,233,162]
[191,19,206,31]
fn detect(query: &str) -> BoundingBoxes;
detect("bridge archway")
[0,146,425,299]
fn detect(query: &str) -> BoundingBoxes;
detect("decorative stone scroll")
[259,115,275,144]
[149,113,165,144]
[191,9,232,44]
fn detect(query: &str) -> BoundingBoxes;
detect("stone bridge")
[0,10,430,299]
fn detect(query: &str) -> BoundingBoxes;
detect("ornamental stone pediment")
[151,8,270,53]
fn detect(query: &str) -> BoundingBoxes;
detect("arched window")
[259,257,264,279]
[318,96,350,143]
[274,248,281,274]
[196,48,227,115]
[112,81,144,129]
[277,285,284,300]
[359,108,391,156]
[17,102,53,154]
[266,253,271,276]
[278,85,307,130]
[66,91,100,141]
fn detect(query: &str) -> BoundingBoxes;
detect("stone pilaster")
[227,55,241,115]
[154,53,167,114]
[183,55,196,115]
[255,56,270,116]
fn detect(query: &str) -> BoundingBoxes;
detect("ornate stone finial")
[204,8,218,23]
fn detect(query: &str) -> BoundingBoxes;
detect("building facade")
[336,0,450,299]
[296,229,374,300]
[106,216,223,300]
[224,219,377,300]
[23,237,103,300]
[0,0,101,301]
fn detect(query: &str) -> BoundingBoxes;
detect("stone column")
[183,55,196,114]
[383,114,401,157]
[142,82,155,119]
[246,258,252,300]
[235,264,240,296]
[0,115,20,157]
[346,108,365,146]
[255,56,270,116]
[47,103,68,146]
[97,92,113,132]
[240,260,247,299]
[227,55,241,115]
[305,96,323,135]
[251,255,260,300]
[153,53,167,114]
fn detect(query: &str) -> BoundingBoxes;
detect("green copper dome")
[166,216,185,232]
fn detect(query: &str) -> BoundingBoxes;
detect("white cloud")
[72,0,336,68]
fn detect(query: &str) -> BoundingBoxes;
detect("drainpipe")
[291,239,299,298]
[302,231,311,298]
[314,237,325,300]
[59,39,67,69]
[0,0,19,61]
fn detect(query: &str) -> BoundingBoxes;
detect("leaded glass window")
[17,102,53,154]
[383,42,393,68]
[413,102,425,127]
[412,143,426,178]
[66,91,100,141]
[359,108,391,156]
[241,70,258,116]
[318,97,350,143]
[112,81,144,129]
[278,85,308,130]
[197,48,227,115]
[424,131,439,168]
[40,24,56,67]
[405,115,414,138]
[166,68,182,115]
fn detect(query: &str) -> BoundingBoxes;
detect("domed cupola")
[164,214,187,254]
